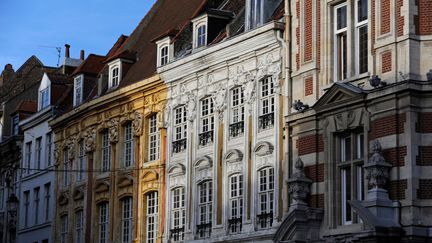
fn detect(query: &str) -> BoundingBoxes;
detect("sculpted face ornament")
[84,128,96,153]
[107,118,119,143]
[212,85,227,120]
[186,94,197,122]
[132,111,143,136]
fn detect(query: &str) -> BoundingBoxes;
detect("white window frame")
[74,75,84,106]
[259,77,275,116]
[333,2,348,82]
[108,60,121,89]
[196,24,207,48]
[174,106,187,142]
[199,97,214,134]
[156,37,172,67]
[160,45,169,66]
[171,187,185,242]
[25,141,32,175]
[35,137,42,169]
[230,86,245,125]
[121,197,133,243]
[77,140,86,181]
[197,180,212,238]
[75,209,84,243]
[124,122,134,167]
[101,130,110,173]
[246,0,264,30]
[228,174,243,233]
[146,191,158,243]
[46,132,52,167]
[192,15,208,49]
[148,115,159,162]
[354,0,368,76]
[99,202,109,243]
[44,183,50,222]
[61,214,68,243]
[257,167,274,229]
[40,87,50,110]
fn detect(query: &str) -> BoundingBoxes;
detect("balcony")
[172,139,187,153]
[258,113,274,130]
[257,211,273,229]
[198,131,213,147]
[228,217,242,233]
[170,227,184,242]
[229,122,244,138]
[196,222,211,238]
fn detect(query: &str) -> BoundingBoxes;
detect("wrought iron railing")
[172,139,187,153]
[258,113,274,130]
[170,227,185,242]
[198,131,214,146]
[228,217,242,233]
[196,222,212,238]
[229,121,244,138]
[257,211,273,229]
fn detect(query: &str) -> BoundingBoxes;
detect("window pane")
[358,25,368,74]
[337,5,347,30]
[357,0,368,22]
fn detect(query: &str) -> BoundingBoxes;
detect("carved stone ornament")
[212,85,227,120]
[364,140,392,190]
[162,104,171,128]
[67,139,75,160]
[186,93,197,121]
[84,128,96,152]
[243,75,256,105]
[229,65,247,86]
[54,142,62,164]
[107,117,119,143]
[132,111,143,137]
[287,158,312,206]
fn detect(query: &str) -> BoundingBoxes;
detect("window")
[76,210,84,243]
[77,140,86,181]
[61,215,68,243]
[257,167,274,229]
[25,142,32,174]
[101,130,110,172]
[63,149,69,187]
[12,115,19,135]
[44,183,50,222]
[74,75,83,106]
[40,88,50,109]
[248,0,263,29]
[160,46,169,66]
[0,176,4,210]
[123,122,134,167]
[35,137,42,170]
[121,197,133,243]
[259,77,275,130]
[110,66,120,88]
[196,24,207,48]
[199,97,214,146]
[34,187,40,225]
[228,174,243,233]
[99,202,109,243]
[148,115,159,161]
[334,3,348,81]
[230,87,245,138]
[173,106,187,153]
[46,132,52,167]
[355,0,368,75]
[146,192,158,243]
[23,190,30,227]
[170,187,185,242]
[197,180,212,238]
[338,131,365,225]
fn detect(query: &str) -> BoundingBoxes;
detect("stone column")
[84,128,96,243]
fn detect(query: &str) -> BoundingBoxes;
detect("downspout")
[285,0,292,115]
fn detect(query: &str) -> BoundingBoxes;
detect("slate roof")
[72,54,106,76]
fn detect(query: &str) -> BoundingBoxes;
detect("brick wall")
[304,0,313,62]
[415,0,432,35]
[304,76,313,96]
[369,113,406,139]
[304,163,324,182]
[381,0,391,35]
[296,0,300,70]
[397,0,404,37]
[371,0,376,55]
[416,146,432,166]
[418,179,432,199]
[382,146,407,167]
[308,194,324,208]
[316,0,321,67]
[382,51,392,73]
[388,179,407,200]
[416,113,432,133]
[296,134,324,156]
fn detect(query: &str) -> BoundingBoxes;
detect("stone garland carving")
[170,174,186,188]
[107,117,119,143]
[364,140,392,190]
[212,84,227,120]
[226,162,242,175]
[84,128,96,153]
[186,93,197,122]
[196,167,212,182]
[288,158,312,206]
[132,111,143,137]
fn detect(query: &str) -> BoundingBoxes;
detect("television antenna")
[38,45,62,67]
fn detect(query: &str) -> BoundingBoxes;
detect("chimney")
[80,50,85,60]
[65,44,70,58]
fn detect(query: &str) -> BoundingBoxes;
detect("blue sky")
[0,0,156,70]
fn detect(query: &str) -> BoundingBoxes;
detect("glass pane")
[358,25,368,74]
[357,0,368,22]
[337,5,347,30]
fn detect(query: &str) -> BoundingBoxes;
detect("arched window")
[229,86,245,138]
[196,24,207,48]
[121,197,133,243]
[98,202,109,243]
[170,187,185,242]
[145,192,158,243]
[110,66,120,88]
[257,167,274,229]
[160,45,169,66]
[197,180,212,238]
[228,174,243,233]
[258,76,275,130]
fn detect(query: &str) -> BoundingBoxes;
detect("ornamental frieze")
[83,127,96,152]
[132,111,143,136]
[107,117,119,143]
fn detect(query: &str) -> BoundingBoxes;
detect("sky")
[0,0,157,70]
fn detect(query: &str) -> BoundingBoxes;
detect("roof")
[47,73,72,85]
[72,54,106,76]
[14,100,37,114]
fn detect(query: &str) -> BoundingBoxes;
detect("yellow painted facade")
[50,74,167,243]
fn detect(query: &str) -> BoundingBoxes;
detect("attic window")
[160,45,169,66]
[40,88,50,110]
[192,15,208,49]
[108,61,121,89]
[196,24,207,48]
[73,75,83,107]
[247,0,264,30]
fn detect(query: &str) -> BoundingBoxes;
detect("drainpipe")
[285,0,292,115]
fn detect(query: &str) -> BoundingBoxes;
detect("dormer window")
[192,15,208,49]
[40,88,50,110]
[247,0,264,30]
[196,24,207,48]
[73,75,83,106]
[108,60,122,89]
[160,45,169,66]
[156,37,172,67]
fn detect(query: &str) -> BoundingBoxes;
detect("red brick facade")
[304,76,313,96]
[382,146,407,167]
[296,134,324,156]
[296,0,300,70]
[308,194,324,209]
[304,163,324,183]
[369,113,405,139]
[418,179,432,199]
[415,0,432,35]
[381,0,391,35]
[382,51,392,73]
[371,0,376,55]
[304,0,313,62]
[388,179,407,200]
[397,0,404,37]
[316,0,321,67]
[416,146,432,166]
[416,112,432,133]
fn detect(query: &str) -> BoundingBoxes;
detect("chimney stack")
[65,44,70,58]
[80,50,85,60]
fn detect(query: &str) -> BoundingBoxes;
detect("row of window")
[172,77,275,153]
[170,167,274,241]
[22,183,51,229]
[23,132,52,175]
